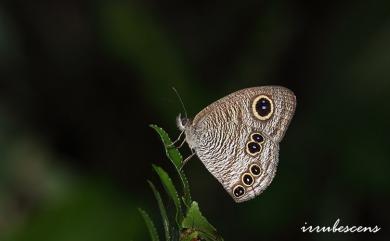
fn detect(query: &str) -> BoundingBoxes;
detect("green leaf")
[150,124,192,207]
[180,172,192,208]
[182,202,223,241]
[153,165,183,226]
[148,180,171,241]
[138,208,160,241]
[150,124,183,167]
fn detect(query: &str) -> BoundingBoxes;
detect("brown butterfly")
[177,86,296,202]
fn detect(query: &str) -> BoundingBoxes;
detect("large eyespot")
[251,133,264,143]
[233,185,245,197]
[252,95,274,120]
[249,164,262,176]
[246,142,262,155]
[242,173,254,186]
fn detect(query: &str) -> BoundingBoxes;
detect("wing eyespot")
[251,133,264,143]
[249,164,262,176]
[246,142,262,156]
[241,173,254,186]
[233,185,245,197]
[251,95,274,120]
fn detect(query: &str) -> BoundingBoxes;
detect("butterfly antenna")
[172,87,188,119]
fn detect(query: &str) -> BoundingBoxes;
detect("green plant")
[139,125,223,241]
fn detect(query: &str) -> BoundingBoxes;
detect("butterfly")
[176,86,296,202]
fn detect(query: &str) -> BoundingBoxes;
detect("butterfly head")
[176,113,191,131]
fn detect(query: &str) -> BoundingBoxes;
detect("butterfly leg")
[180,151,196,170]
[168,129,185,148]
[176,138,187,149]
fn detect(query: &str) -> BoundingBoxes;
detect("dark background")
[0,0,389,241]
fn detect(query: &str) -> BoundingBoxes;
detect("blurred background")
[0,0,389,240]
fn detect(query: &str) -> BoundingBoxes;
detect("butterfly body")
[178,86,296,202]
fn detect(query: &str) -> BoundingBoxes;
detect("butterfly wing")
[186,86,296,202]
[191,86,296,143]
[242,86,296,143]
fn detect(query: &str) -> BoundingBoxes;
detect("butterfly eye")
[242,173,254,186]
[252,95,274,120]
[251,133,264,143]
[249,164,262,176]
[246,142,262,155]
[233,185,245,197]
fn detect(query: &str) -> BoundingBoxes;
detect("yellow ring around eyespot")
[251,95,274,120]
[249,163,262,177]
[241,173,254,187]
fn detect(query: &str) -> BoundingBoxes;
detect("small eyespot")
[233,185,245,197]
[251,133,264,143]
[252,95,274,120]
[246,142,262,155]
[242,173,254,186]
[249,164,262,176]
